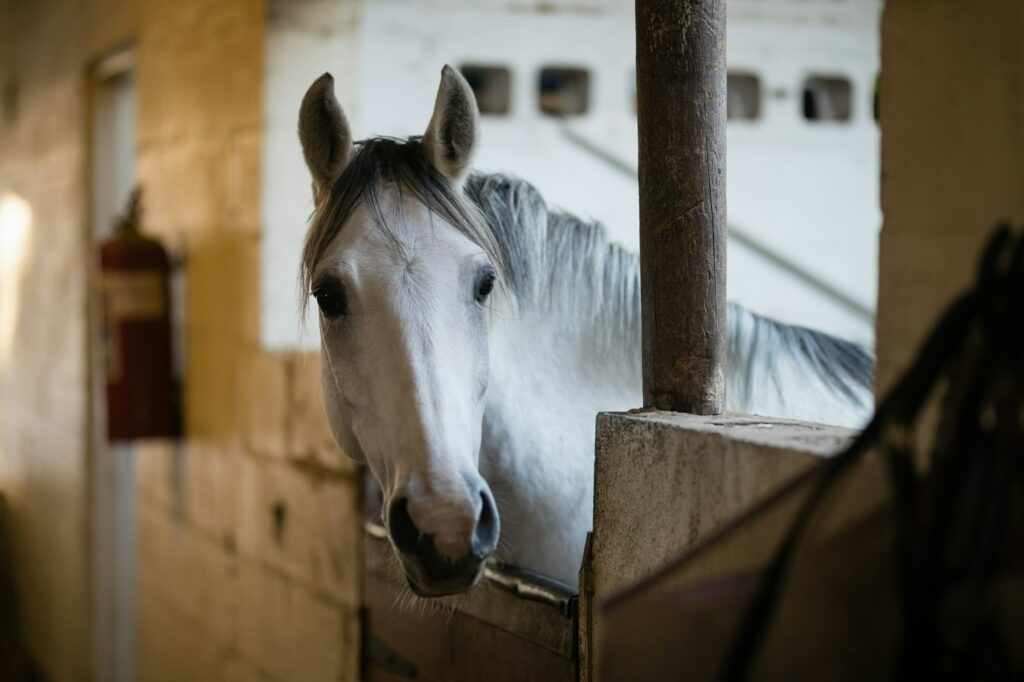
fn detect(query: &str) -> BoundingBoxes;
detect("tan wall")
[0,2,135,678]
[0,1,363,680]
[877,0,1024,393]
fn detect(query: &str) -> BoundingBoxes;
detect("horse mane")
[727,305,875,411]
[464,172,875,414]
[464,173,642,352]
[301,135,873,416]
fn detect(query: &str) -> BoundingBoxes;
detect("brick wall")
[0,0,364,680]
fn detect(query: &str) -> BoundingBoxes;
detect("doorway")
[89,47,137,682]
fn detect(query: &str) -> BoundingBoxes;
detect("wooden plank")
[363,570,576,681]
[363,531,577,680]
[635,0,728,414]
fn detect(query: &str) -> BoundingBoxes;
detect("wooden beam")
[635,0,728,414]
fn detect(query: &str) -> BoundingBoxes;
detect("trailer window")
[461,64,512,116]
[727,72,761,121]
[802,75,852,122]
[538,67,590,117]
[873,74,880,122]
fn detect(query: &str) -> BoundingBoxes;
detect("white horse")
[297,66,874,595]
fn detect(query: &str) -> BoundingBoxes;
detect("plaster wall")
[0,2,135,677]
[0,1,364,679]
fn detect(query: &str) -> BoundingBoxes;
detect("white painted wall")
[262,0,881,349]
[262,0,365,346]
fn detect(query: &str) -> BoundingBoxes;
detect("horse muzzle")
[387,492,500,596]
[400,539,488,597]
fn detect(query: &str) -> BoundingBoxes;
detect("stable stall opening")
[258,0,884,680]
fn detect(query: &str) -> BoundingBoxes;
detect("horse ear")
[299,72,352,199]
[422,65,479,184]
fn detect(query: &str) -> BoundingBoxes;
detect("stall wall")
[877,0,1024,393]
[0,1,363,680]
[0,2,134,678]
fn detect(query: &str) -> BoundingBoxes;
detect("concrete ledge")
[592,411,855,594]
[581,410,856,680]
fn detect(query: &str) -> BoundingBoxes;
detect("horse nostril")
[472,490,500,558]
[388,497,420,555]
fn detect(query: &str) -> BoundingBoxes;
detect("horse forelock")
[299,136,506,315]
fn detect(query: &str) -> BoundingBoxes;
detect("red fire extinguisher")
[99,188,178,440]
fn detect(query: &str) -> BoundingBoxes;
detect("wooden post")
[635,0,727,414]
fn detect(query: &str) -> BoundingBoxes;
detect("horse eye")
[475,272,496,304]
[313,280,347,319]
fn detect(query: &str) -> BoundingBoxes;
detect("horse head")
[298,66,501,596]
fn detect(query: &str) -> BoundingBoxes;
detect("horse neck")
[488,296,871,429]
[479,293,641,584]
[489,301,642,402]
[486,222,644,417]
[478,233,643,491]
